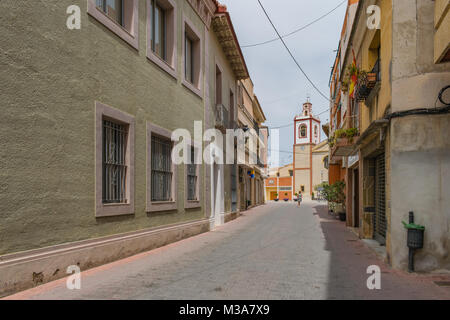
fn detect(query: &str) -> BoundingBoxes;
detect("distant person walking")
[297,191,302,207]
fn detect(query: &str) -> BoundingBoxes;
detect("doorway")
[353,168,360,228]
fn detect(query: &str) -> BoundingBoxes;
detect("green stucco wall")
[0,0,207,255]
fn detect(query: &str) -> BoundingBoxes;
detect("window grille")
[102,120,127,204]
[187,146,197,201]
[151,135,173,202]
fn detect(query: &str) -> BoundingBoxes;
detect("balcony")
[329,128,359,158]
[215,104,229,131]
[355,59,381,103]
[331,137,357,157]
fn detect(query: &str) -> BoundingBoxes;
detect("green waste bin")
[402,221,425,249]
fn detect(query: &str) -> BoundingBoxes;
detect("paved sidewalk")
[4,202,450,300]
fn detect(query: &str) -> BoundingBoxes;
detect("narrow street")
[6,202,450,300]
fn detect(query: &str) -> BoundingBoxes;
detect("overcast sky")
[223,0,347,166]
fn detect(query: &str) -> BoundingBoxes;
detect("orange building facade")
[265,168,294,201]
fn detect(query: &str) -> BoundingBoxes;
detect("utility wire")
[242,0,347,48]
[268,147,329,155]
[257,0,332,103]
[268,107,331,129]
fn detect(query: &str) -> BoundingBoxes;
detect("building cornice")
[212,5,250,80]
[186,0,216,29]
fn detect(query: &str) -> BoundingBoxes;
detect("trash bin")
[407,228,424,249]
[402,215,425,272]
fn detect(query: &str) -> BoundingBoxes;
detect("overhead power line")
[257,0,332,103]
[242,0,347,48]
[267,107,331,130]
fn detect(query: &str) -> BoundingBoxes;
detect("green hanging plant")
[334,129,346,139]
[345,128,359,138]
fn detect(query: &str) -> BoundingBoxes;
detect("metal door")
[374,153,386,244]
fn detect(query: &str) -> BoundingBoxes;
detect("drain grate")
[434,281,450,287]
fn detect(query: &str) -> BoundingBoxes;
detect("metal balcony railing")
[355,58,381,102]
[372,59,381,82]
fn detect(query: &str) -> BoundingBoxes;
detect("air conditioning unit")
[215,104,228,130]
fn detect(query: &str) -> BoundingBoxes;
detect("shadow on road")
[312,203,450,300]
[312,203,389,299]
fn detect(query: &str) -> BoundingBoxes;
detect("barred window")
[102,120,128,204]
[187,146,197,201]
[151,135,173,202]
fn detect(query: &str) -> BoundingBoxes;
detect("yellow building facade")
[331,0,450,272]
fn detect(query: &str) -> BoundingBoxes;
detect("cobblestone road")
[6,202,450,300]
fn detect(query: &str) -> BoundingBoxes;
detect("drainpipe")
[408,212,415,273]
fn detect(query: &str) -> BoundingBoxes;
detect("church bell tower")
[293,101,321,198]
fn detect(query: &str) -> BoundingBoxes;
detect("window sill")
[185,200,201,209]
[147,51,178,80]
[147,201,177,213]
[87,2,138,50]
[182,80,203,99]
[96,203,135,218]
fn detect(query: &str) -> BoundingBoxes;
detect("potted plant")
[334,128,347,139]
[321,183,334,214]
[345,127,359,143]
[332,181,346,221]
[328,135,336,148]
[274,193,279,202]
[341,79,349,93]
[284,193,289,202]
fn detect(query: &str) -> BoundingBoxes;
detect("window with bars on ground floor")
[187,146,197,201]
[102,119,128,204]
[151,135,173,202]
